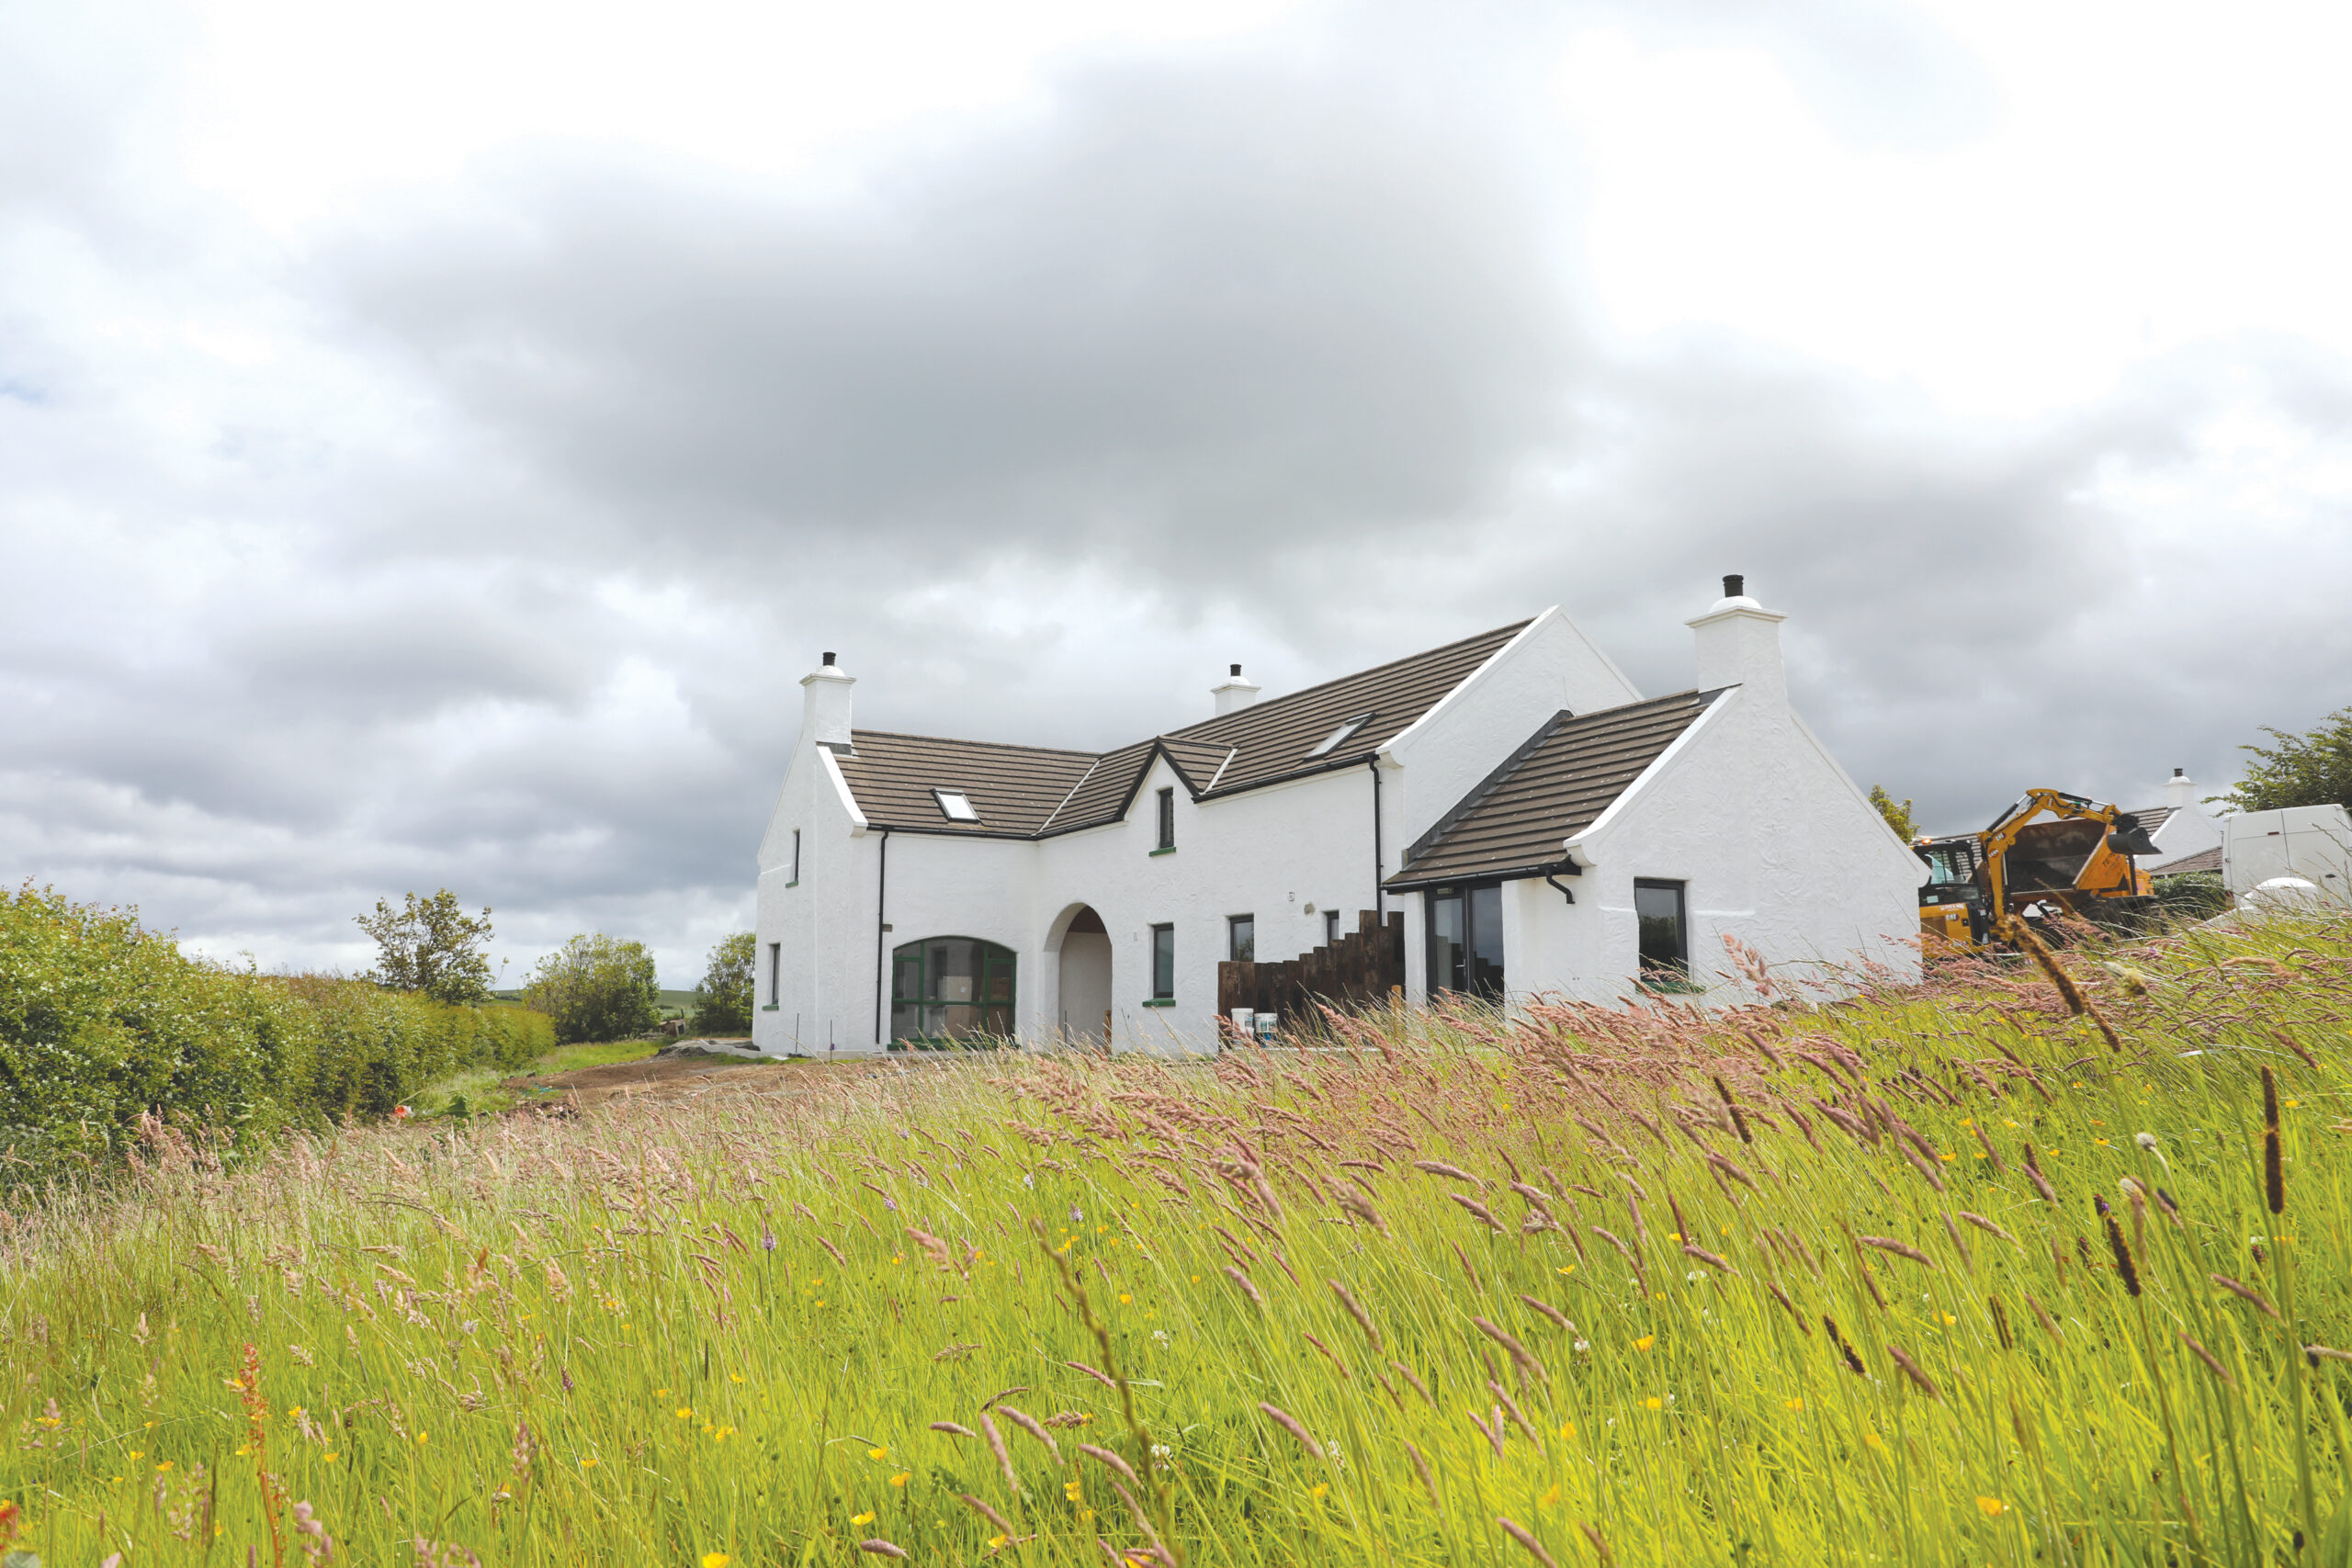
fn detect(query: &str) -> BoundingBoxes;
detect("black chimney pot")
[1230,663,1242,677]
[1723,574,1745,599]
[822,651,836,666]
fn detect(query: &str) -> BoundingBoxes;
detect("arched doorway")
[1056,907,1113,1049]
[890,937,1014,1048]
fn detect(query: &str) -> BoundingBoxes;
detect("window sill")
[785,879,798,888]
[761,1004,780,1012]
[1148,846,1177,856]
[1141,998,1176,1008]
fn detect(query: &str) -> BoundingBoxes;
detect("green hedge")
[0,885,553,1181]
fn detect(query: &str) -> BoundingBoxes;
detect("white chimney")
[1210,661,1262,716]
[801,649,854,752]
[2164,767,2197,812]
[1687,573,1787,703]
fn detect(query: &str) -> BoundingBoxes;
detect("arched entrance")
[889,937,1014,1047]
[1055,906,1113,1049]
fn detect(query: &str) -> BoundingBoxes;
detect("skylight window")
[933,789,981,822]
[1305,712,1374,760]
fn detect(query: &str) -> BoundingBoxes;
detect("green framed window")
[890,937,1015,1048]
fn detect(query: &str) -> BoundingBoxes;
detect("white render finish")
[752,592,1924,1055]
[2138,770,2223,870]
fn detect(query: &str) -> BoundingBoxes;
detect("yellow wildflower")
[1975,1496,2006,1517]
[1539,1483,1562,1508]
[675,1407,693,1420]
[989,1534,1009,1551]
[1645,1397,1664,1410]
[1118,1293,1132,1304]
[889,1472,911,1488]
[704,1555,732,1568]
[1783,1397,1804,1412]
[869,1447,889,1461]
[1066,1480,1083,1501]
[1309,1483,1329,1499]
[579,1457,598,1469]
[1634,1336,1655,1350]
[853,1512,876,1526]
[1556,1265,1575,1276]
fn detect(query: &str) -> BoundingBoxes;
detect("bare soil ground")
[498,1047,951,1110]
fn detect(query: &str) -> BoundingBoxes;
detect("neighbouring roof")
[1383,689,1727,890]
[2129,804,2178,834]
[832,619,1532,838]
[2152,844,2222,876]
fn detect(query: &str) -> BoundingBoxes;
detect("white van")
[2223,804,2352,902]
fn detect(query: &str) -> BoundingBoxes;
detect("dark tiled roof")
[836,619,1533,837]
[1384,689,1725,889]
[2152,844,2222,875]
[833,731,1097,839]
[1168,621,1532,798]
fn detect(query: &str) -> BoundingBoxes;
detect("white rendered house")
[751,578,1925,1056]
[2128,770,2225,874]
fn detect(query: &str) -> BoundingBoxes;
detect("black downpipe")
[1544,871,1577,904]
[1367,758,1384,919]
[873,829,891,1044]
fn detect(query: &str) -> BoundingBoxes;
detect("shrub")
[524,933,661,1044]
[0,884,552,1183]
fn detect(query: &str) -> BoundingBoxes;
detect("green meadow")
[5,913,2351,1566]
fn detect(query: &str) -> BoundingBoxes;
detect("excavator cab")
[1914,835,1991,947]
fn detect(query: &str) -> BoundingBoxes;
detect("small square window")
[933,789,980,822]
[1306,712,1374,760]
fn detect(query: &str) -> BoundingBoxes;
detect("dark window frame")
[1155,787,1175,850]
[790,828,801,883]
[1150,923,1175,999]
[1227,913,1255,963]
[766,942,780,1006]
[1324,908,1340,948]
[1424,883,1505,1000]
[1634,878,1691,986]
[888,935,1016,1048]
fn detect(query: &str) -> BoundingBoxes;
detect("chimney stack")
[2164,767,2197,812]
[1687,574,1785,703]
[1211,661,1262,716]
[801,650,854,752]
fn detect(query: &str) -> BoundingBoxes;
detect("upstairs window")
[1227,914,1254,963]
[1155,787,1175,850]
[1306,712,1374,760]
[933,789,981,823]
[791,829,801,882]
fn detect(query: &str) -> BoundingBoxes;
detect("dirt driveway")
[500,1045,945,1111]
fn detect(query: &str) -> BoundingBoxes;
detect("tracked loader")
[1917,787,2161,950]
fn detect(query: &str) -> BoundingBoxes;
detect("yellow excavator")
[1917,788,2160,949]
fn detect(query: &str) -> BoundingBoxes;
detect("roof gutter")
[1385,857,1582,895]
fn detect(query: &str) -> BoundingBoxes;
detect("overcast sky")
[5,0,2349,986]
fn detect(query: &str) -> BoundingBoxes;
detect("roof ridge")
[849,728,1102,760]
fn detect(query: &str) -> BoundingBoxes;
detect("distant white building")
[2130,770,2224,874]
[751,579,1925,1056]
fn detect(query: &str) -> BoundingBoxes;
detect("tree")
[356,889,494,1005]
[1868,785,1917,841]
[2214,705,2352,814]
[691,931,758,1036]
[524,934,662,1044]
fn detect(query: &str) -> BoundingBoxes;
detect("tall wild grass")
[0,885,552,1183]
[3,911,2349,1566]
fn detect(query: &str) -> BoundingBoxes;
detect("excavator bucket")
[2106,813,2160,858]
